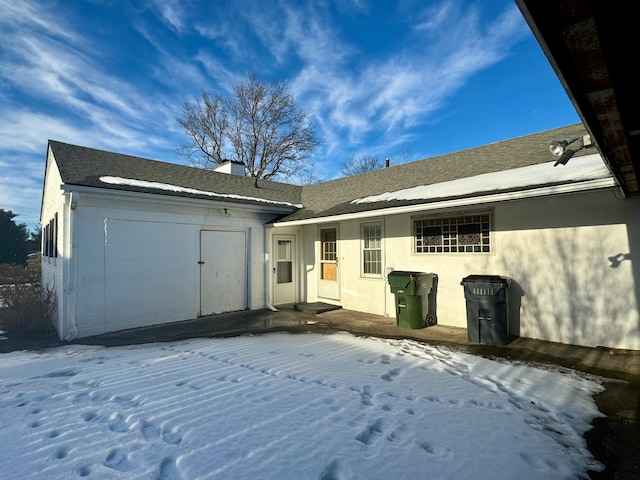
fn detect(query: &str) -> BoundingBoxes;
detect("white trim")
[271,178,616,227]
[61,184,297,214]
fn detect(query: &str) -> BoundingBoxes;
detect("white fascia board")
[60,184,297,214]
[271,177,616,227]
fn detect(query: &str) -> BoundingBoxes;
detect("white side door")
[200,230,247,315]
[272,235,296,305]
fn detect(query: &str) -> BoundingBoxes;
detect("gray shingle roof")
[49,123,595,222]
[280,123,592,222]
[49,140,303,209]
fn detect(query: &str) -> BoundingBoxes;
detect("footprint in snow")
[53,446,69,460]
[319,459,348,480]
[82,411,99,422]
[419,441,452,458]
[161,426,182,445]
[157,457,182,480]
[103,448,137,472]
[386,424,412,446]
[42,367,81,378]
[355,419,387,445]
[381,368,402,382]
[139,420,161,441]
[108,413,132,433]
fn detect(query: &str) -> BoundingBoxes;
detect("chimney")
[385,158,390,168]
[214,160,246,176]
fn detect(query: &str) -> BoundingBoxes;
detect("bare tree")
[177,74,319,182]
[340,154,385,177]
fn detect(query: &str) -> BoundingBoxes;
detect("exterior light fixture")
[549,135,593,166]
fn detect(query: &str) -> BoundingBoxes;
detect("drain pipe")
[264,226,278,312]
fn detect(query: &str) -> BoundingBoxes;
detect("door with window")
[273,235,296,305]
[318,227,339,300]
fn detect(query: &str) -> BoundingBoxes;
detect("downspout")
[264,225,278,312]
[63,191,79,341]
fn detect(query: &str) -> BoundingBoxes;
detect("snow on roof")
[99,176,302,208]
[352,153,611,204]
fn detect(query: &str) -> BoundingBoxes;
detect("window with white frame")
[362,223,382,275]
[414,213,491,253]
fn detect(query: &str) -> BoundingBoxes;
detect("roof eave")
[271,177,616,227]
[61,183,299,214]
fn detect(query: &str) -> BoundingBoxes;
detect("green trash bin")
[388,271,438,329]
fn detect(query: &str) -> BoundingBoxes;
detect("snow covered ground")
[0,332,604,479]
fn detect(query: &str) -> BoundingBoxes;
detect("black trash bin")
[460,275,511,345]
[388,271,438,329]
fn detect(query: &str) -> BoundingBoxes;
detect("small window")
[415,213,490,254]
[362,223,382,276]
[42,214,58,258]
[276,240,293,284]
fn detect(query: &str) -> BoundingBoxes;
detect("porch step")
[293,302,342,314]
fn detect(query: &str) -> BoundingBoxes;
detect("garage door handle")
[198,261,205,265]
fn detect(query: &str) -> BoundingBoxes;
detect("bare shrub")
[0,263,31,285]
[0,284,57,340]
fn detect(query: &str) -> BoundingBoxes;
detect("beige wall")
[299,189,640,350]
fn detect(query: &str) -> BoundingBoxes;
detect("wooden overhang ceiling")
[515,0,640,195]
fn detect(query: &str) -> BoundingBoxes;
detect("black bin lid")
[461,274,509,284]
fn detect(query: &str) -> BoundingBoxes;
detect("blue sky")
[0,0,580,231]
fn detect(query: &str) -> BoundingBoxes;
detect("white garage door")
[104,219,196,331]
[200,230,248,316]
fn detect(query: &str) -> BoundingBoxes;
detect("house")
[41,123,640,350]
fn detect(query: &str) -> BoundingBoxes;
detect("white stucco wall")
[300,189,640,350]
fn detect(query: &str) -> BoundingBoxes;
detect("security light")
[549,135,592,166]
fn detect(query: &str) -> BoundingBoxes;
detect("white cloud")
[0,0,79,44]
[147,0,187,32]
[270,1,528,161]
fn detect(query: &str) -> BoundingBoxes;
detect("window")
[42,214,58,258]
[414,213,491,253]
[362,223,382,275]
[276,239,293,284]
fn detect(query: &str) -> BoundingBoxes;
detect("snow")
[0,332,604,480]
[99,176,303,208]
[352,154,611,204]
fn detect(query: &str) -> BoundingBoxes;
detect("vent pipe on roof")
[214,160,246,176]
[385,158,390,168]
